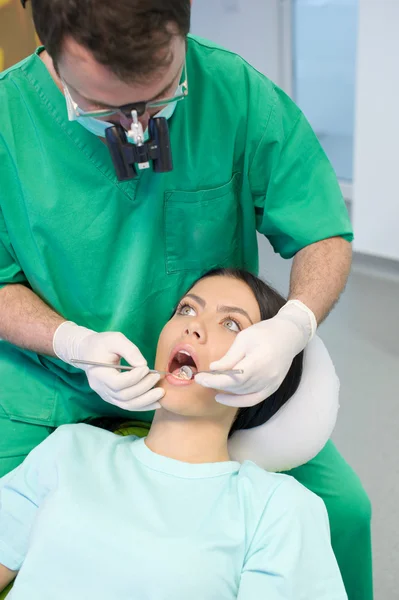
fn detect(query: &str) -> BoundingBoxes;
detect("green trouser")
[0,412,373,600]
[286,443,373,600]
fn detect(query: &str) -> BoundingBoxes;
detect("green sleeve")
[0,139,28,290]
[249,86,353,259]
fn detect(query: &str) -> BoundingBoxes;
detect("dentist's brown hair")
[25,0,191,81]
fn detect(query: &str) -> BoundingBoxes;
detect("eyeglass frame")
[62,61,189,120]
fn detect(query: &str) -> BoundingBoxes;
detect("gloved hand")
[53,321,164,411]
[195,300,317,407]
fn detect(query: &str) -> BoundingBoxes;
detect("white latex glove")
[195,300,317,407]
[53,321,164,411]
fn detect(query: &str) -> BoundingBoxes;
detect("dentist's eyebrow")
[62,80,113,108]
[217,305,253,325]
[62,61,184,108]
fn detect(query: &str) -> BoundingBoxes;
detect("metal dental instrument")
[70,359,243,376]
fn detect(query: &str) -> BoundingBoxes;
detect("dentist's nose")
[120,111,150,133]
[139,112,150,131]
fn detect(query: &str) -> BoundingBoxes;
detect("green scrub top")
[0,35,353,428]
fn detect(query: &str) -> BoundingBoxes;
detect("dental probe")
[70,359,243,376]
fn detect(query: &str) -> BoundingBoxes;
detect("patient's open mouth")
[168,348,199,381]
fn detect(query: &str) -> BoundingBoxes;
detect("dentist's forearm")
[0,284,65,356]
[289,237,352,324]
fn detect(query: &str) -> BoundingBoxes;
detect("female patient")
[0,269,347,599]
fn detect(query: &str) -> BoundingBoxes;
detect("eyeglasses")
[62,62,188,120]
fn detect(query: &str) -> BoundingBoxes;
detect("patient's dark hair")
[86,268,304,438]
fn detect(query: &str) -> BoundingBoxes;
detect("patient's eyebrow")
[217,305,253,325]
[184,293,206,308]
[183,293,253,325]
[183,294,254,324]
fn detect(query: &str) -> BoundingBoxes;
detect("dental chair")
[0,335,339,599]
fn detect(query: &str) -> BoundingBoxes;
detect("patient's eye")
[177,302,196,317]
[223,318,241,333]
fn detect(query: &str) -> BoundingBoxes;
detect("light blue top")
[0,424,347,599]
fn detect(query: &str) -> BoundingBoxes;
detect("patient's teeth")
[178,365,193,380]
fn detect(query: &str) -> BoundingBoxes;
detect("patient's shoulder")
[48,423,138,455]
[238,459,296,490]
[237,460,323,515]
[53,422,114,440]
[236,462,328,550]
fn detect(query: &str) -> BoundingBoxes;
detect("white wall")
[294,0,358,138]
[190,0,281,85]
[353,0,399,261]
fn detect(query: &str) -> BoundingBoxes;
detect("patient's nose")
[184,320,207,344]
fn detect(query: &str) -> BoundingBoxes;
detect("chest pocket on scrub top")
[164,174,240,274]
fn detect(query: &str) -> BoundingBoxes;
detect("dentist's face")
[56,34,186,132]
[154,276,260,419]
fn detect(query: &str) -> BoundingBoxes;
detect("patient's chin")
[158,384,219,418]
[160,399,207,419]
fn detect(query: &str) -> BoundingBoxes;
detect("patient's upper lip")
[168,343,200,372]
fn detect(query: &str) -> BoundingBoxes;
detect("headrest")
[228,335,339,472]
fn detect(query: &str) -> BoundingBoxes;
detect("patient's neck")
[145,410,232,464]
